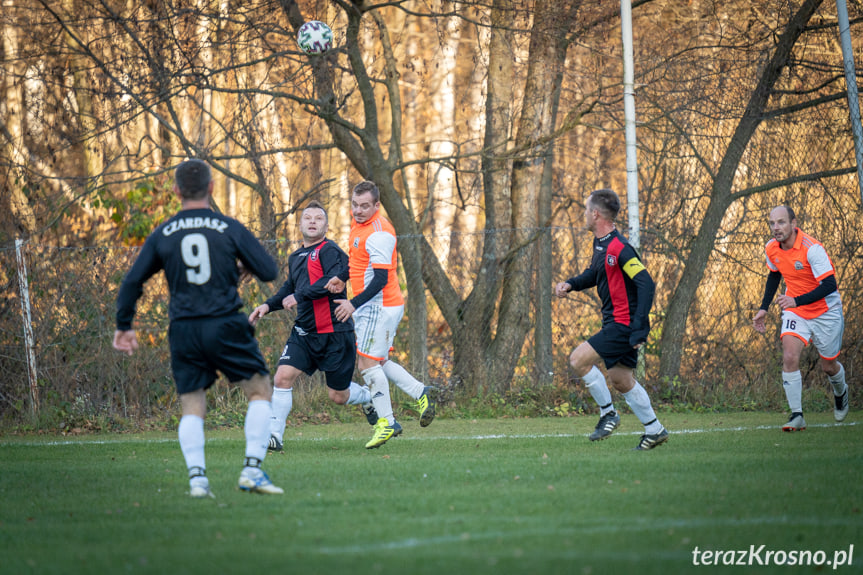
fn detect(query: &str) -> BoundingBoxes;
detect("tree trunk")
[658,0,825,380]
[1,2,36,233]
[535,126,556,387]
[485,0,581,393]
[447,0,514,392]
[535,19,571,387]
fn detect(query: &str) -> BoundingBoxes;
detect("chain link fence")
[1,223,860,424]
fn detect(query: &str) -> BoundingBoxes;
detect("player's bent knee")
[820,357,840,375]
[782,355,800,372]
[273,373,295,390]
[240,372,273,402]
[273,365,300,390]
[328,388,350,405]
[608,373,635,394]
[569,349,593,377]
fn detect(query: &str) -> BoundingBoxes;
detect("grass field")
[1,412,862,575]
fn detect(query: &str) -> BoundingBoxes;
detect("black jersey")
[116,208,278,330]
[264,239,353,334]
[566,229,655,345]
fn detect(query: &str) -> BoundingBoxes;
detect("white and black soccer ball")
[297,21,333,55]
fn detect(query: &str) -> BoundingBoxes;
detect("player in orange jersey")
[752,206,848,431]
[326,180,435,448]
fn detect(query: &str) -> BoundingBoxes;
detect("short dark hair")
[302,199,328,223]
[352,180,380,202]
[588,188,620,220]
[781,205,796,222]
[174,159,212,200]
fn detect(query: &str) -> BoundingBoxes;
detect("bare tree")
[4,0,860,404]
[649,0,860,380]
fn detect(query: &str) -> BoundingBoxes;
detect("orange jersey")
[765,229,840,319]
[348,211,404,308]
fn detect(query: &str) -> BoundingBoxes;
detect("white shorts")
[780,304,844,360]
[354,303,404,361]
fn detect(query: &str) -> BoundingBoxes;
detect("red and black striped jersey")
[565,229,655,344]
[265,239,353,334]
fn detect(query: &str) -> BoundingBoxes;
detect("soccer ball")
[297,21,333,55]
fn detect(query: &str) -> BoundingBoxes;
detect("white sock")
[829,363,847,397]
[346,382,372,406]
[623,382,663,434]
[179,414,206,472]
[244,400,271,465]
[782,370,803,414]
[382,361,425,399]
[583,366,614,416]
[269,388,293,441]
[362,365,394,424]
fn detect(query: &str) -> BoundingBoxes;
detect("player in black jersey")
[248,201,373,451]
[113,159,283,496]
[555,188,668,450]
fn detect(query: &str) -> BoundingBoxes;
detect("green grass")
[2,412,862,575]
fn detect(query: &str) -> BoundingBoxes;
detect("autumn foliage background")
[1,0,861,427]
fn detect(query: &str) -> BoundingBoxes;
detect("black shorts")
[588,323,638,369]
[278,328,356,391]
[169,313,269,394]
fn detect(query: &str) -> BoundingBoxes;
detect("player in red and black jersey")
[262,217,353,338]
[249,201,373,450]
[555,188,668,450]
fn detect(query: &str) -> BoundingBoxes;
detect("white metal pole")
[621,0,640,248]
[835,0,863,205]
[621,0,646,376]
[15,238,39,415]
